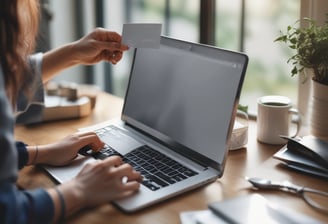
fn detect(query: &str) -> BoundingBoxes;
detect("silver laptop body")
[44,36,248,212]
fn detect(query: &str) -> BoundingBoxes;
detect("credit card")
[122,23,162,48]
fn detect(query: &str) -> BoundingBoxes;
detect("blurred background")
[39,0,327,114]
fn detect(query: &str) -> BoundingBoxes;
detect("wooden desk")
[15,92,328,223]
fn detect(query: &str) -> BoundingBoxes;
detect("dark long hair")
[0,0,39,106]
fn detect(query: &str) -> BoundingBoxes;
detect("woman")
[0,0,142,223]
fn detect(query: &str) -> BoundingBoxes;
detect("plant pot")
[310,80,328,141]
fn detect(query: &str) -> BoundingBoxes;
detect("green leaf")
[275,15,328,83]
[291,66,298,76]
[238,104,248,114]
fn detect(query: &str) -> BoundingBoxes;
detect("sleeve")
[0,56,55,224]
[15,53,45,124]
[16,142,29,169]
[0,183,54,224]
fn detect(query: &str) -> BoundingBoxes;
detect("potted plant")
[275,16,328,140]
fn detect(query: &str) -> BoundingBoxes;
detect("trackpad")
[101,130,143,155]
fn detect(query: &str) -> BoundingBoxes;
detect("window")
[107,0,300,113]
[49,0,327,118]
[216,0,300,113]
[105,0,201,97]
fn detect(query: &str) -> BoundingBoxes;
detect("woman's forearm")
[47,182,85,222]
[41,28,129,83]
[42,42,79,83]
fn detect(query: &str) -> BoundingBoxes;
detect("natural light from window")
[109,0,300,114]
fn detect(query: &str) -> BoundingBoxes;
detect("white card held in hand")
[122,23,162,48]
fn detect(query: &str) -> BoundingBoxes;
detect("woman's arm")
[0,184,55,224]
[0,71,54,224]
[23,131,142,221]
[25,131,104,166]
[42,28,129,83]
[45,156,142,221]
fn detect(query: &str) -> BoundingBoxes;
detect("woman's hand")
[42,28,129,82]
[47,156,142,219]
[71,28,129,65]
[28,131,105,166]
[71,156,142,205]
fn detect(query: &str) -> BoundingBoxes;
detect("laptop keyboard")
[123,145,198,191]
[79,127,198,191]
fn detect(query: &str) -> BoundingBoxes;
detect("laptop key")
[142,180,160,191]
[182,169,198,177]
[172,173,187,182]
[147,175,169,187]
[92,144,122,160]
[155,172,176,184]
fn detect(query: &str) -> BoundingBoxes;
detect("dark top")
[0,53,54,224]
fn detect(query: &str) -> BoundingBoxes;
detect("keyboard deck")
[79,126,198,191]
[92,144,198,191]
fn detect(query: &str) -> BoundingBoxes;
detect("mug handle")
[288,108,301,138]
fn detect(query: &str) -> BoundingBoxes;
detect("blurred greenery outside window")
[110,0,299,113]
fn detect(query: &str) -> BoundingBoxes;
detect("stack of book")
[274,135,328,179]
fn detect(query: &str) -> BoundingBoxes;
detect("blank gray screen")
[123,43,245,162]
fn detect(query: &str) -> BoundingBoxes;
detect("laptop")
[43,36,248,212]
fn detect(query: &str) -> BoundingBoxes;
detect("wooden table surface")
[15,92,328,223]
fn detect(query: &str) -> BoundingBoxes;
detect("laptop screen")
[122,36,248,167]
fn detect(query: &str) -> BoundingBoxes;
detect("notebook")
[274,135,328,179]
[43,36,248,212]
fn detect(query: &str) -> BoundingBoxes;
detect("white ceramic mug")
[257,95,301,145]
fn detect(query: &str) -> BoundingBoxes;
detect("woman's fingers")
[76,131,105,152]
[76,155,142,203]
[102,157,143,187]
[117,168,142,184]
[102,156,124,167]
